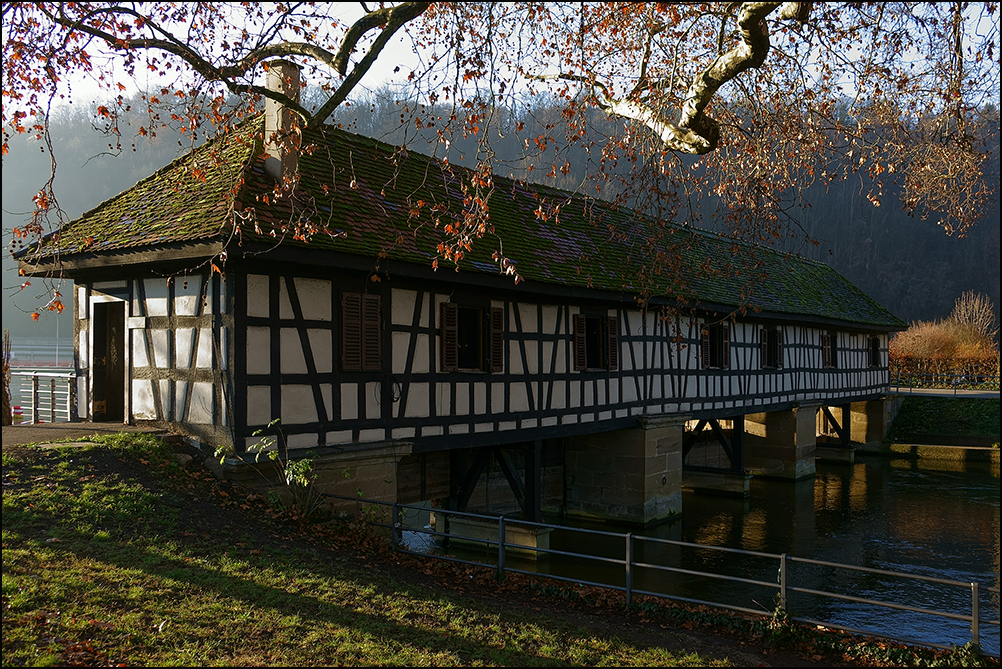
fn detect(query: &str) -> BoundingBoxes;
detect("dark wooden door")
[92,302,125,422]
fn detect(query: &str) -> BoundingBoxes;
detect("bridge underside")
[211,397,900,527]
[390,396,899,526]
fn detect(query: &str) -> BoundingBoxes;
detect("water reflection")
[425,456,999,653]
[661,457,998,653]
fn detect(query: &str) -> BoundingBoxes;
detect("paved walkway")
[2,422,154,448]
[889,386,1000,399]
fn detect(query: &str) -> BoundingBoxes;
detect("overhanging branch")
[537,2,811,155]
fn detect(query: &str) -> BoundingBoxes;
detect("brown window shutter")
[573,313,587,371]
[440,302,458,372]
[489,306,504,373]
[774,328,782,369]
[700,328,710,368]
[760,329,768,369]
[721,325,730,369]
[341,292,362,371]
[362,294,382,372]
[606,315,618,371]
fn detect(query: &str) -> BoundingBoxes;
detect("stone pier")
[563,415,685,525]
[744,404,819,480]
[207,441,413,516]
[852,397,901,452]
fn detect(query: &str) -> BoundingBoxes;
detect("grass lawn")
[2,433,993,667]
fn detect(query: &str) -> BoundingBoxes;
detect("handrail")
[329,494,1000,658]
[12,371,77,423]
[890,370,1000,395]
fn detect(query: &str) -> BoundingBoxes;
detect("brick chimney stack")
[264,59,302,182]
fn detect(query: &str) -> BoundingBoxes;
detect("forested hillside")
[3,93,998,343]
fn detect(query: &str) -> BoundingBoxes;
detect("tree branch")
[309,1,430,128]
[38,2,430,130]
[539,2,811,155]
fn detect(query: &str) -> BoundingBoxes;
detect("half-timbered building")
[16,63,905,526]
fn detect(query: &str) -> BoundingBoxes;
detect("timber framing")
[17,116,905,475]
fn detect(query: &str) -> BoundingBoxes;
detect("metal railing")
[328,496,1000,657]
[891,370,1000,394]
[12,371,77,423]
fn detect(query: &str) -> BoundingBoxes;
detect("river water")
[411,456,1000,654]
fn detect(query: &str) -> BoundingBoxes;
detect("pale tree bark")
[540,2,811,154]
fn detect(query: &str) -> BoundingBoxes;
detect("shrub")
[890,293,999,384]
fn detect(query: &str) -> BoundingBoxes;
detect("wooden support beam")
[524,440,543,522]
[731,415,745,472]
[840,404,851,446]
[709,418,733,464]
[452,448,491,512]
[822,405,849,444]
[682,419,709,459]
[494,448,526,513]
[685,417,744,473]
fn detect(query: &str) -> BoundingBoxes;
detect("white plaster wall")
[143,279,169,316]
[392,288,416,325]
[159,379,172,418]
[246,327,270,375]
[132,380,156,420]
[280,328,307,374]
[295,277,332,321]
[288,433,319,449]
[246,386,271,426]
[365,382,381,420]
[77,286,88,319]
[132,332,149,368]
[405,382,430,418]
[174,280,201,316]
[176,328,195,368]
[282,385,316,424]
[341,383,358,420]
[247,274,270,317]
[151,330,170,368]
[189,382,214,424]
[195,329,213,369]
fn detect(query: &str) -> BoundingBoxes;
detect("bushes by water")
[887,397,1000,444]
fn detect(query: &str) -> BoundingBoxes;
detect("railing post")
[779,553,788,612]
[971,582,980,648]
[65,376,73,421]
[69,375,78,422]
[391,503,400,552]
[31,373,40,424]
[625,533,633,609]
[497,516,506,581]
[49,377,57,423]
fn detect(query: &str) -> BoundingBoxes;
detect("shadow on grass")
[5,491,616,666]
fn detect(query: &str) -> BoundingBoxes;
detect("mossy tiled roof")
[28,118,904,329]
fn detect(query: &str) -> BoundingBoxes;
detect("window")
[342,292,381,371]
[440,303,504,372]
[700,323,729,369]
[821,331,837,368]
[760,327,783,369]
[868,336,881,368]
[573,313,618,371]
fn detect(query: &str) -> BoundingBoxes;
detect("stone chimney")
[263,59,302,182]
